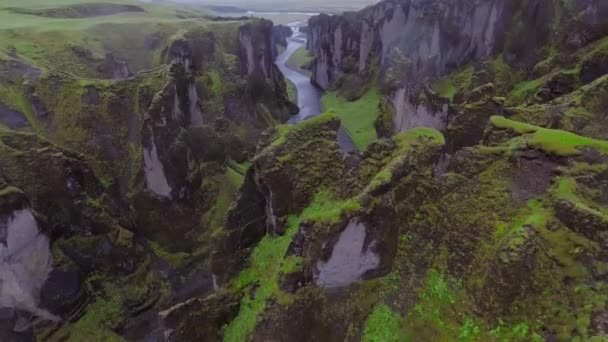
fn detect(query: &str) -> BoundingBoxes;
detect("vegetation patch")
[491,116,608,156]
[405,269,540,341]
[7,3,145,18]
[321,86,380,151]
[431,65,475,102]
[505,75,550,106]
[201,166,246,240]
[266,111,338,150]
[366,128,444,191]
[286,46,312,75]
[363,304,404,342]
[285,78,297,103]
[223,189,361,341]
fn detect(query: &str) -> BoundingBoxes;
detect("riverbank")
[275,22,357,153]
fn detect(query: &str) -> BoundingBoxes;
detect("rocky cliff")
[0,6,295,340]
[1,0,608,341]
[164,1,608,340]
[308,0,608,137]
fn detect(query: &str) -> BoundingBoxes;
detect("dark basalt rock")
[162,294,242,341]
[212,168,268,284]
[473,224,540,316]
[534,71,578,103]
[81,86,101,106]
[0,102,29,130]
[273,24,293,48]
[0,309,35,342]
[580,51,608,85]
[555,198,608,239]
[40,269,86,318]
[97,53,131,79]
[508,152,559,203]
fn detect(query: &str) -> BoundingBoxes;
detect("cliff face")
[170,1,608,341]
[308,0,608,134]
[309,0,608,88]
[0,13,295,340]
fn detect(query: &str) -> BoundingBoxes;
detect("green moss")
[321,86,380,151]
[224,215,301,342]
[0,0,218,75]
[491,116,608,156]
[299,189,361,224]
[208,70,224,97]
[267,111,338,150]
[0,84,43,133]
[202,166,245,240]
[285,78,297,103]
[405,268,541,341]
[148,239,190,269]
[489,55,524,94]
[67,287,125,342]
[432,78,457,102]
[0,185,24,197]
[224,188,363,341]
[505,77,547,106]
[366,128,444,191]
[554,177,608,219]
[362,304,403,342]
[431,65,475,102]
[393,127,446,147]
[405,269,462,339]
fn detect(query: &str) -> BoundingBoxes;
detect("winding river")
[276,22,322,122]
[275,21,357,152]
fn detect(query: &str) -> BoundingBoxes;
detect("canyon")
[0,0,607,341]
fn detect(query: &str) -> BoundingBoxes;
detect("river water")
[276,22,322,122]
[275,21,357,152]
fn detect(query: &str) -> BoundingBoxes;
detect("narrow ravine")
[276,21,322,122]
[275,21,357,152]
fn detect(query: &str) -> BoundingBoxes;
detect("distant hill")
[175,0,379,13]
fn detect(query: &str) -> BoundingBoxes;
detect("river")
[276,22,322,122]
[275,21,357,152]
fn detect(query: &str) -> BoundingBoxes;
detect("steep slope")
[308,0,608,141]
[165,0,608,341]
[0,1,296,340]
[2,0,608,341]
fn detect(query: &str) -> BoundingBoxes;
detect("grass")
[554,177,608,220]
[223,189,361,341]
[285,46,312,74]
[286,78,298,102]
[491,116,608,156]
[0,84,44,133]
[362,304,403,342]
[366,128,444,191]
[195,0,377,12]
[223,216,301,342]
[66,285,125,342]
[505,75,549,106]
[0,0,243,75]
[208,69,224,97]
[201,166,246,240]
[294,189,360,224]
[266,111,338,150]
[321,86,380,151]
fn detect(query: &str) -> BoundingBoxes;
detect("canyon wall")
[308,0,608,133]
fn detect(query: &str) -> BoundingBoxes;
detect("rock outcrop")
[308,0,608,135]
[0,15,295,340]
